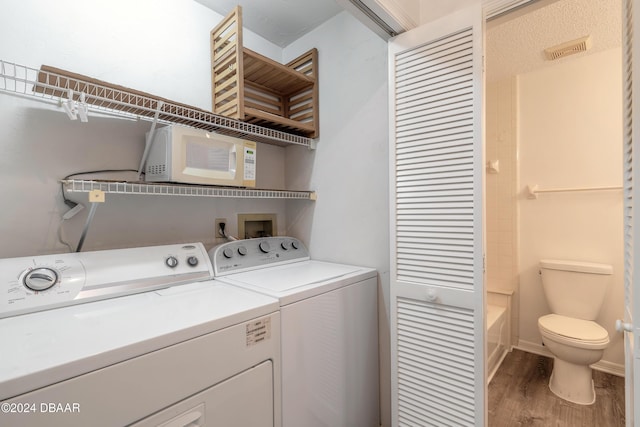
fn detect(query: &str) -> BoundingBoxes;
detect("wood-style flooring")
[488,349,625,427]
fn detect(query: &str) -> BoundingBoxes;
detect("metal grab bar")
[526,184,623,199]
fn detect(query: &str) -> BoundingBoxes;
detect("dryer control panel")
[210,237,310,276]
[0,243,213,318]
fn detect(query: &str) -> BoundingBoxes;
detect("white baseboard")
[595,359,626,377]
[515,339,625,377]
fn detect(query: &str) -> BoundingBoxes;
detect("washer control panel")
[210,237,309,276]
[0,242,213,319]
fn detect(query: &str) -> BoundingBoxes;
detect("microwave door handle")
[229,145,237,177]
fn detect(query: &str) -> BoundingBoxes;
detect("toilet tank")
[539,259,612,320]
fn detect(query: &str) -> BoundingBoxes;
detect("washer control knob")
[187,256,199,267]
[165,256,179,268]
[259,241,271,253]
[281,241,290,250]
[291,240,300,250]
[223,248,234,259]
[238,246,248,256]
[24,268,58,291]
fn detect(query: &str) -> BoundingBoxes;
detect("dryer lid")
[226,261,366,292]
[538,314,609,343]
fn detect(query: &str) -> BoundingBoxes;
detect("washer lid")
[538,314,609,343]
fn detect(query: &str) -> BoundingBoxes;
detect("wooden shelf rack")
[211,6,319,138]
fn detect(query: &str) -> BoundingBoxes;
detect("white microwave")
[144,126,256,187]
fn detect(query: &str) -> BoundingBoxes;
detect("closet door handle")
[425,289,438,302]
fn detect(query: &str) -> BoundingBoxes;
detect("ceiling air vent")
[544,35,592,60]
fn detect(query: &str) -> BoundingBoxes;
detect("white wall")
[0,0,288,256]
[418,0,477,24]
[517,48,624,370]
[282,11,391,427]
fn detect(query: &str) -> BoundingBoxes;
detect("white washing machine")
[0,243,281,427]
[210,237,379,427]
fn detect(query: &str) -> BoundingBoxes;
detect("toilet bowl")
[538,314,610,404]
[537,259,612,405]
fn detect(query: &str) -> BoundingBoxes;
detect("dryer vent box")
[238,213,277,239]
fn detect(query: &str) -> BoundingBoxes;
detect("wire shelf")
[0,60,314,148]
[63,180,317,200]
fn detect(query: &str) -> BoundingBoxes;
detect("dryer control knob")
[238,246,248,256]
[281,241,290,250]
[259,241,271,253]
[165,256,179,268]
[223,248,234,259]
[291,241,300,250]
[187,256,199,267]
[24,267,58,291]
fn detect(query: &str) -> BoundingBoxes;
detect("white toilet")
[538,259,612,405]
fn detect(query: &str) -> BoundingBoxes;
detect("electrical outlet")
[214,218,227,242]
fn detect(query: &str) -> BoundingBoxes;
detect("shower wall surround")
[486,76,519,347]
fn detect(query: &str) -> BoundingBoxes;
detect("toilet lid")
[538,314,609,343]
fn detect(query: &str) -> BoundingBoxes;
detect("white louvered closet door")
[389,3,484,427]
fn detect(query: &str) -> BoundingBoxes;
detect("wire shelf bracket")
[137,101,164,179]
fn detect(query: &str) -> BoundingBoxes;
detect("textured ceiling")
[194,0,343,47]
[486,0,621,82]
[194,0,621,74]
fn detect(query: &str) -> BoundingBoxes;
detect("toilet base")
[548,358,596,405]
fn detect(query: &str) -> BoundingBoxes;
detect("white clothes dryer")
[0,243,281,427]
[210,237,379,427]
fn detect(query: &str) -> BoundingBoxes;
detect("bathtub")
[487,303,508,383]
